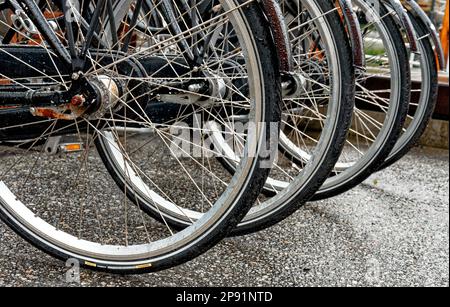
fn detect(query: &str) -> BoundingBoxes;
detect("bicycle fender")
[259,0,293,72]
[381,0,418,52]
[260,0,365,71]
[402,0,446,71]
[337,0,365,69]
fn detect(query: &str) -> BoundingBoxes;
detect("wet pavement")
[0,146,448,287]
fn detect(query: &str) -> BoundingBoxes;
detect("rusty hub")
[31,74,122,121]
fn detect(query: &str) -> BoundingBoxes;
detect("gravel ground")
[0,146,448,287]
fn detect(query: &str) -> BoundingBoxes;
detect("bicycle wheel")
[311,0,411,200]
[0,0,280,273]
[108,0,355,234]
[229,0,356,234]
[378,10,439,170]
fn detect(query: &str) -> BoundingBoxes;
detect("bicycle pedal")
[59,142,84,153]
[45,136,84,155]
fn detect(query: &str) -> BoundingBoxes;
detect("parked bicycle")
[0,0,281,273]
[0,0,443,274]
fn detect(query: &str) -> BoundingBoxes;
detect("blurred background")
[416,0,448,149]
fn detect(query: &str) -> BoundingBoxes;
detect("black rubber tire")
[310,2,411,201]
[377,12,439,171]
[0,1,281,274]
[228,0,355,236]
[117,0,355,236]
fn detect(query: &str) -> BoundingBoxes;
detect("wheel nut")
[71,95,86,107]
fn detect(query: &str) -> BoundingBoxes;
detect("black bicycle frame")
[0,0,367,142]
[0,0,262,141]
[0,0,198,139]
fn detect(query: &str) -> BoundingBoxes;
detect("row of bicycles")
[0,0,444,273]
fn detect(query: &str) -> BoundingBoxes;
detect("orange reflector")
[62,143,82,152]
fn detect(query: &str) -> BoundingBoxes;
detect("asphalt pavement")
[0,146,448,287]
